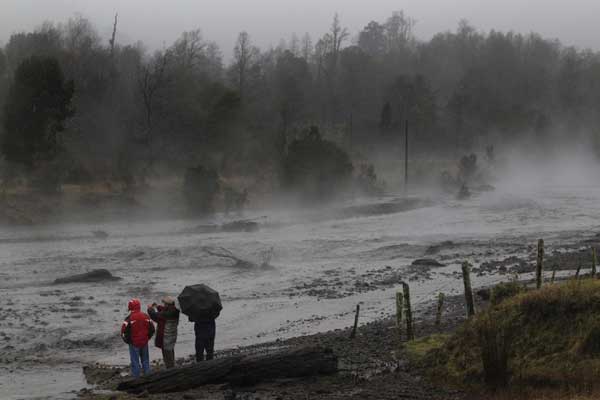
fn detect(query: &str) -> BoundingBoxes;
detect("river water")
[2,177,600,399]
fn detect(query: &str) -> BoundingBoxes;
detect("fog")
[3,0,600,55]
[4,1,600,399]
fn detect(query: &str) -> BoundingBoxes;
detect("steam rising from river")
[3,140,600,399]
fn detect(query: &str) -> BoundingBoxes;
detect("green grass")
[417,279,600,390]
[491,281,524,305]
[405,334,450,364]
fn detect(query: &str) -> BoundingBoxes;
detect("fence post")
[435,292,445,328]
[350,304,360,339]
[396,291,403,337]
[551,264,557,284]
[536,239,544,289]
[401,282,414,341]
[592,247,597,278]
[462,262,475,317]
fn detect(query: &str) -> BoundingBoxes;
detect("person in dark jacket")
[147,296,180,369]
[121,298,155,377]
[194,317,216,362]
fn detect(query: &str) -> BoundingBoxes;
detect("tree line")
[0,12,599,191]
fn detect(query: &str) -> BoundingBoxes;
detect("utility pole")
[404,119,409,191]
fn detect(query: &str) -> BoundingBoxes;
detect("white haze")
[494,132,600,193]
[2,0,600,57]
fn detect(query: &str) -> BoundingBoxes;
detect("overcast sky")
[2,0,600,58]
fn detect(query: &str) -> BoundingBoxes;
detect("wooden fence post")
[592,247,597,278]
[396,291,403,336]
[551,264,557,284]
[401,282,414,341]
[435,293,445,328]
[350,304,360,339]
[462,262,475,317]
[536,239,544,289]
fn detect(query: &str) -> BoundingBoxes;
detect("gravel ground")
[78,291,474,400]
[76,235,600,400]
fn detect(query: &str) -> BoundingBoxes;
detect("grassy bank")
[409,278,600,398]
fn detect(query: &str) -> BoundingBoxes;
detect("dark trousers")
[194,320,216,362]
[162,348,175,368]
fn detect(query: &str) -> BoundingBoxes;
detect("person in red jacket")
[121,298,155,377]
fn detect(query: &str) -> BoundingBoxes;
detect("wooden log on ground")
[118,357,238,394]
[117,346,337,394]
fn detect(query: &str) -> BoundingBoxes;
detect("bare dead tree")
[289,33,300,57]
[301,33,313,61]
[232,31,258,102]
[172,29,207,69]
[109,13,118,58]
[384,11,415,52]
[318,14,349,124]
[330,13,349,65]
[137,51,170,169]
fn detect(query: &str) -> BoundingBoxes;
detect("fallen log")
[117,346,337,394]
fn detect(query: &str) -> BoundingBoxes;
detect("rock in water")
[91,230,109,239]
[457,184,471,200]
[425,241,455,255]
[221,220,259,233]
[54,269,121,284]
[412,259,445,267]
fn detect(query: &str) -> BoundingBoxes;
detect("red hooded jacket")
[121,300,155,348]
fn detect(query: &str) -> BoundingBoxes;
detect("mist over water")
[2,148,600,399]
[3,1,600,398]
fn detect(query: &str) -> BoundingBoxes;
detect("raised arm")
[147,304,159,322]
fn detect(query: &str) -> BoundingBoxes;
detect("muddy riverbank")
[76,235,600,400]
[78,293,472,400]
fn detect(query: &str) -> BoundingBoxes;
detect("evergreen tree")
[2,56,74,168]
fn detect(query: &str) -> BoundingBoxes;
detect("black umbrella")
[178,284,222,322]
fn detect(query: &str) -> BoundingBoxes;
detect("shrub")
[422,279,600,390]
[577,320,600,356]
[356,162,384,196]
[283,126,353,200]
[491,281,524,306]
[477,312,513,389]
[458,153,478,183]
[183,165,220,214]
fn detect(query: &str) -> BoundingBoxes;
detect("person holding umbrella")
[194,314,216,361]
[178,284,222,362]
[147,296,180,369]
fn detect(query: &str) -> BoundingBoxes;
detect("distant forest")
[0,11,599,191]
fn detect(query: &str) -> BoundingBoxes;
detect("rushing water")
[1,181,600,399]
